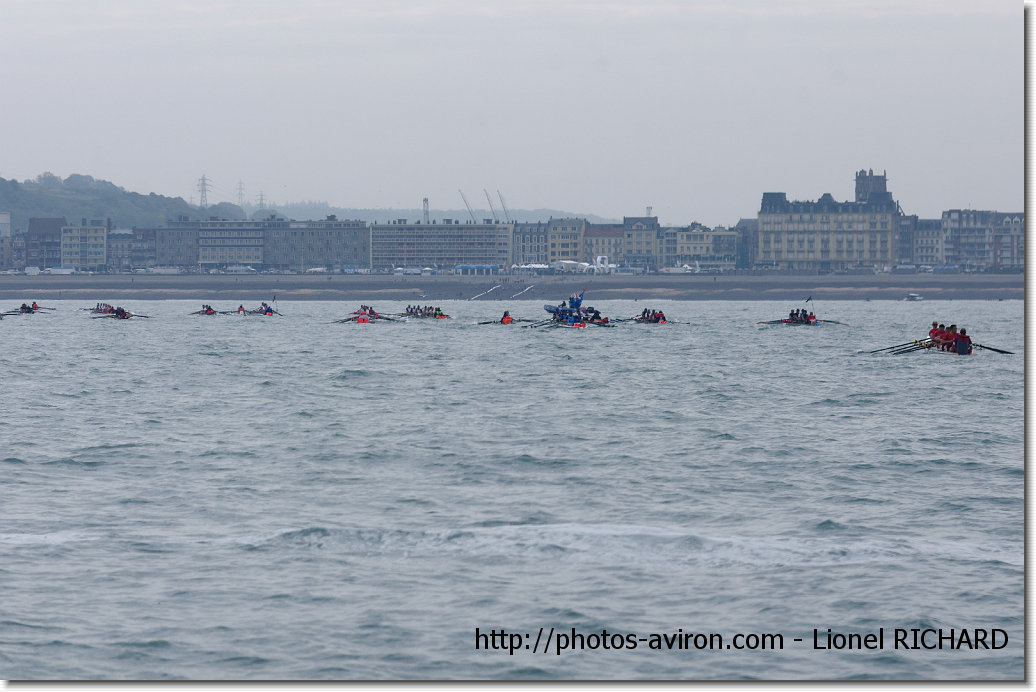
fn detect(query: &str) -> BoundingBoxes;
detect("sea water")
[0,299,1023,680]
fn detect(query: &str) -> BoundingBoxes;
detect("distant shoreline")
[0,272,1023,302]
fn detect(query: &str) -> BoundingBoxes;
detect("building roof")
[584,224,624,239]
[27,217,67,236]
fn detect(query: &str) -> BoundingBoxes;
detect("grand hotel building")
[756,169,899,270]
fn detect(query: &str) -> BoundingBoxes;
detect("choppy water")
[0,299,1023,680]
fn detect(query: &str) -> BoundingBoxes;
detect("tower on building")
[855,168,888,204]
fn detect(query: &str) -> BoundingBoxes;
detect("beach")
[0,271,1023,302]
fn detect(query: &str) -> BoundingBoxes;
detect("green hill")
[0,173,245,231]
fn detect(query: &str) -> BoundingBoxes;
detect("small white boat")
[904,293,923,301]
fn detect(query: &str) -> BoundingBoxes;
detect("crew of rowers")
[18,302,40,313]
[355,305,381,317]
[199,304,216,315]
[552,304,608,325]
[637,308,667,323]
[787,308,815,324]
[928,321,973,354]
[94,302,117,313]
[237,302,275,315]
[405,305,445,317]
[101,306,131,318]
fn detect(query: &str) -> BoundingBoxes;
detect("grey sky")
[0,0,1021,226]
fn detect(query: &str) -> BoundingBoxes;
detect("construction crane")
[497,191,512,223]
[483,189,499,222]
[459,190,478,223]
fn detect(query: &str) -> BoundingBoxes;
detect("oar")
[974,343,1013,354]
[888,339,931,353]
[886,340,931,354]
[868,338,930,354]
[892,342,933,355]
[817,319,850,326]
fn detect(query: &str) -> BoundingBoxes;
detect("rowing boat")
[336,314,400,323]
[543,298,613,326]
[760,318,819,326]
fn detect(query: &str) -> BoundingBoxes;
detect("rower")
[930,323,947,348]
[31,302,38,311]
[954,328,973,355]
[500,311,513,324]
[237,304,246,314]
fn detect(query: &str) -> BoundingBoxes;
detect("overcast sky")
[0,0,1022,225]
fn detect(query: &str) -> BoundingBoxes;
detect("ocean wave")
[230,522,1023,572]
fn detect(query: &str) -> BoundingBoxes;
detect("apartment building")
[943,209,1024,270]
[546,217,586,266]
[370,219,512,270]
[132,228,157,268]
[198,220,264,268]
[622,216,661,269]
[583,224,624,265]
[659,223,738,269]
[992,214,1024,269]
[60,221,107,270]
[106,231,135,272]
[22,217,67,269]
[911,218,944,267]
[512,221,549,265]
[264,216,369,271]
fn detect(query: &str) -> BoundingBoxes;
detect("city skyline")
[0,1,1021,226]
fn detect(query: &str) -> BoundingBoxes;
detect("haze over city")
[0,0,1021,226]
